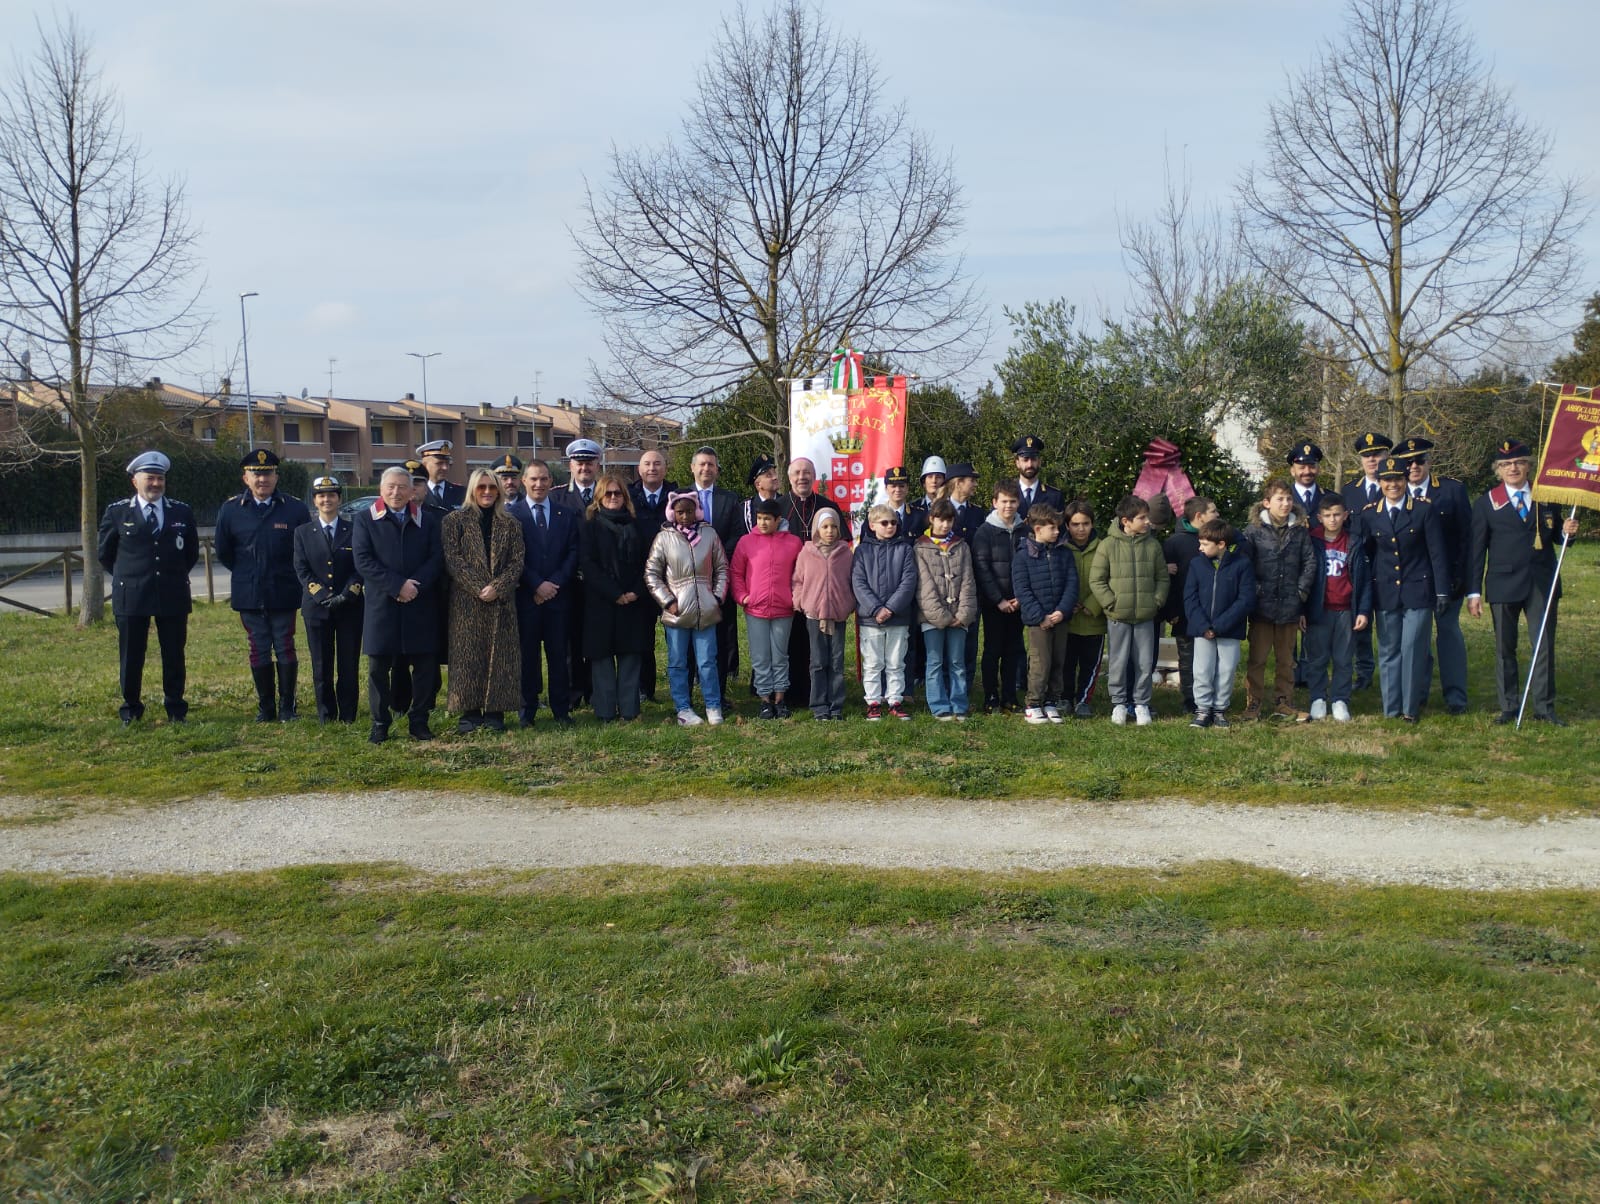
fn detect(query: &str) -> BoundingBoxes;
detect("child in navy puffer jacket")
[1182,519,1257,728]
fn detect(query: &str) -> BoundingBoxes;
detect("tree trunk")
[77,440,104,627]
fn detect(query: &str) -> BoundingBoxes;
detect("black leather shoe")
[368,723,388,745]
[482,713,506,732]
[1536,714,1569,728]
[409,722,435,741]
[457,717,480,735]
[1447,704,1468,715]
[1493,712,1515,725]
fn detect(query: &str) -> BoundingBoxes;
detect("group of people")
[96,428,1579,738]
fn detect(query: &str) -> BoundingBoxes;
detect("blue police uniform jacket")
[292,515,364,623]
[97,497,200,618]
[214,490,311,611]
[1361,495,1451,611]
[1410,474,1472,596]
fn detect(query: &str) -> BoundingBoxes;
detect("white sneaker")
[1024,706,1048,725]
[1331,700,1351,722]
[1044,704,1063,724]
[1134,705,1153,726]
[1111,705,1129,726]
[676,709,703,726]
[1309,699,1328,721]
[706,707,724,726]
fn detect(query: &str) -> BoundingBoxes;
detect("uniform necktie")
[582,487,593,505]
[1389,505,1400,528]
[1302,489,1312,507]
[1367,483,1378,502]
[1412,486,1424,500]
[144,502,158,532]
[535,503,547,530]
[1515,490,1529,520]
[324,523,336,548]
[647,492,657,508]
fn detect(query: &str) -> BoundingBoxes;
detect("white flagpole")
[1514,503,1577,731]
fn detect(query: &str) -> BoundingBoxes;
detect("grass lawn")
[3,865,1599,1201]
[3,545,1597,814]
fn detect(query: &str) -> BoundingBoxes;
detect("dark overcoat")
[578,509,657,658]
[352,501,444,656]
[441,506,525,712]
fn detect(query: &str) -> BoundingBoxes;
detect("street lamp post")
[239,292,259,447]
[407,351,441,443]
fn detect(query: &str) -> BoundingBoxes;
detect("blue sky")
[9,0,1596,408]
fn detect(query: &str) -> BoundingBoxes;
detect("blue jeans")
[1376,607,1432,718]
[921,624,969,716]
[665,624,721,713]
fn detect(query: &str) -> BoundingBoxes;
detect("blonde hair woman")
[441,469,524,732]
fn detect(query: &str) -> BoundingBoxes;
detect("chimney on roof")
[405,392,416,402]
[145,377,162,390]
[220,377,231,396]
[479,401,492,416]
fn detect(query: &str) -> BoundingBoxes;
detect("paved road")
[0,562,231,615]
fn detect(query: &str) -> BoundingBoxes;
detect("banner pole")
[1514,503,1575,731]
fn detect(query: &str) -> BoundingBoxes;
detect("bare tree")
[573,0,985,448]
[0,16,204,625]
[1118,154,1316,436]
[1237,0,1585,437]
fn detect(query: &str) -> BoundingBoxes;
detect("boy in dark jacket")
[1161,495,1218,714]
[1183,520,1256,728]
[1013,504,1079,724]
[972,482,1027,713]
[1240,481,1318,721]
[1305,494,1373,722]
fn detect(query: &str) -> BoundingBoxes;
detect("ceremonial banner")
[788,371,908,536]
[1532,385,1600,512]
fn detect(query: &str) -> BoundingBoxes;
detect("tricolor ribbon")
[828,346,864,391]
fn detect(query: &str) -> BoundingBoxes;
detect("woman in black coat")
[579,473,658,721]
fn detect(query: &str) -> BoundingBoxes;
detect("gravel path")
[3,793,1598,889]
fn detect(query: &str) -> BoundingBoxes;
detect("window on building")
[283,422,301,443]
[465,428,478,447]
[517,430,534,448]
[370,424,384,445]
[202,426,216,441]
[495,428,509,447]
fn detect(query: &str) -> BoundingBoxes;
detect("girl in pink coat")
[728,496,804,718]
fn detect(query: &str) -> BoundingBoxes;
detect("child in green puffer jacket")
[1088,494,1169,726]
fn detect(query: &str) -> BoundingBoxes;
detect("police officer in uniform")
[418,439,465,510]
[292,476,365,723]
[492,453,524,502]
[1340,431,1392,690]
[1286,441,1330,517]
[1466,439,1581,725]
[554,438,603,709]
[1012,435,1064,513]
[1361,455,1450,723]
[97,450,200,724]
[882,465,915,534]
[215,449,311,721]
[389,459,432,716]
[1394,436,1472,714]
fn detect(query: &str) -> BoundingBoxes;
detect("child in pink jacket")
[792,509,856,719]
[728,497,804,718]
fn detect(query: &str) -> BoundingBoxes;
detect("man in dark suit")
[417,439,465,510]
[1466,439,1580,725]
[292,476,365,723]
[215,448,312,721]
[1395,436,1473,714]
[1340,431,1392,690]
[508,458,579,726]
[352,466,444,742]
[97,450,200,725]
[1362,456,1451,723]
[688,445,744,698]
[629,448,676,701]
[1012,435,1064,513]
